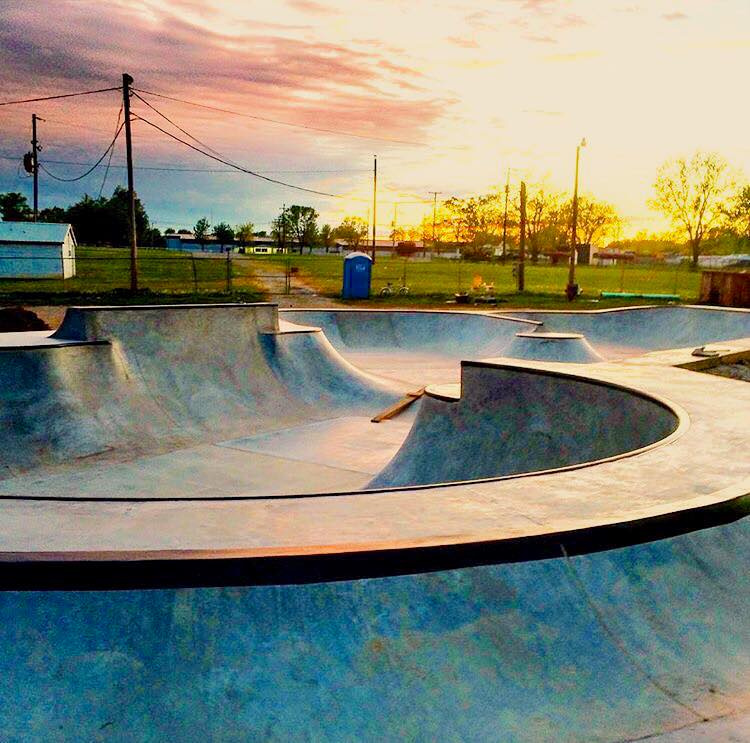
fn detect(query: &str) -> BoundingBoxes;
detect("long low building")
[0,221,76,278]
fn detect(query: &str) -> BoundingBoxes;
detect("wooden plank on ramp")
[371,388,426,423]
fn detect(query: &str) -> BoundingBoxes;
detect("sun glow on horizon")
[1,0,749,237]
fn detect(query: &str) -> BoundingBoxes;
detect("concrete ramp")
[370,361,678,488]
[0,304,404,478]
[509,305,750,358]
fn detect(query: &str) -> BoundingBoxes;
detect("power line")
[0,86,120,107]
[132,91,231,164]
[132,87,427,147]
[39,121,124,182]
[132,113,365,201]
[99,105,124,197]
[0,154,368,175]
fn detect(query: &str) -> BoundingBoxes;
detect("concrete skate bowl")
[283,305,750,368]
[370,361,681,488]
[281,309,544,382]
[1,303,750,741]
[0,303,408,496]
[507,304,750,359]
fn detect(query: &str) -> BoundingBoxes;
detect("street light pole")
[566,138,586,301]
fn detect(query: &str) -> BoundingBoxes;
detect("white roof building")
[0,221,77,279]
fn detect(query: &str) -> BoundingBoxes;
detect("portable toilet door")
[342,251,372,299]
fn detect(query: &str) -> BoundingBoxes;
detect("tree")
[724,185,750,242]
[333,216,368,249]
[214,222,235,250]
[286,205,319,253]
[442,194,502,245]
[66,194,108,245]
[105,186,150,246]
[271,210,291,250]
[524,185,565,262]
[0,192,32,221]
[143,226,164,248]
[319,224,335,252]
[649,152,733,267]
[194,218,210,251]
[235,222,255,248]
[38,206,68,223]
[559,196,621,247]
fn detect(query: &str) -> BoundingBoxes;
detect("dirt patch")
[0,306,51,332]
[254,271,342,308]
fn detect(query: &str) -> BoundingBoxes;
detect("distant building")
[698,254,750,269]
[0,221,76,278]
[593,250,635,267]
[164,232,289,254]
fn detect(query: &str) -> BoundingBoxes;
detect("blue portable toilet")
[342,251,372,299]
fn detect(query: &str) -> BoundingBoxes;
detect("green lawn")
[0,247,263,305]
[0,248,703,310]
[264,254,701,309]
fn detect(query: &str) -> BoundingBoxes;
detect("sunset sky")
[1,0,749,237]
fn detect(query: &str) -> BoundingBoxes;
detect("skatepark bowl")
[1,303,750,741]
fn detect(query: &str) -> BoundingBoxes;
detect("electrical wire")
[132,92,232,163]
[133,113,366,200]
[0,155,368,174]
[99,105,124,197]
[39,122,124,182]
[132,103,432,205]
[0,86,120,107]
[132,87,427,147]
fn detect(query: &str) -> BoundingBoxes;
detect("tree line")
[0,187,161,246]
[185,207,370,254]
[2,151,749,267]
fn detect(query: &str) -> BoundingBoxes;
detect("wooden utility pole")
[371,155,377,262]
[122,73,138,292]
[501,168,510,263]
[31,114,40,221]
[518,181,526,292]
[429,191,441,251]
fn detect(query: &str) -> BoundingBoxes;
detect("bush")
[460,244,494,262]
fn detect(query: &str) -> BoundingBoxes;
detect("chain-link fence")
[275,253,702,304]
[0,247,704,305]
[0,248,311,301]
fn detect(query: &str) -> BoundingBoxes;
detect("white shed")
[0,221,77,279]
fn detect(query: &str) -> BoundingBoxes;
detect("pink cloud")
[0,0,442,145]
[286,0,339,14]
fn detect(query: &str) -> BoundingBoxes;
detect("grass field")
[0,247,263,305]
[264,254,701,309]
[0,247,703,309]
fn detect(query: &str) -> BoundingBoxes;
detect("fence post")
[191,254,198,294]
[225,249,232,293]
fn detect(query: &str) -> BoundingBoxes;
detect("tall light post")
[566,137,586,301]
